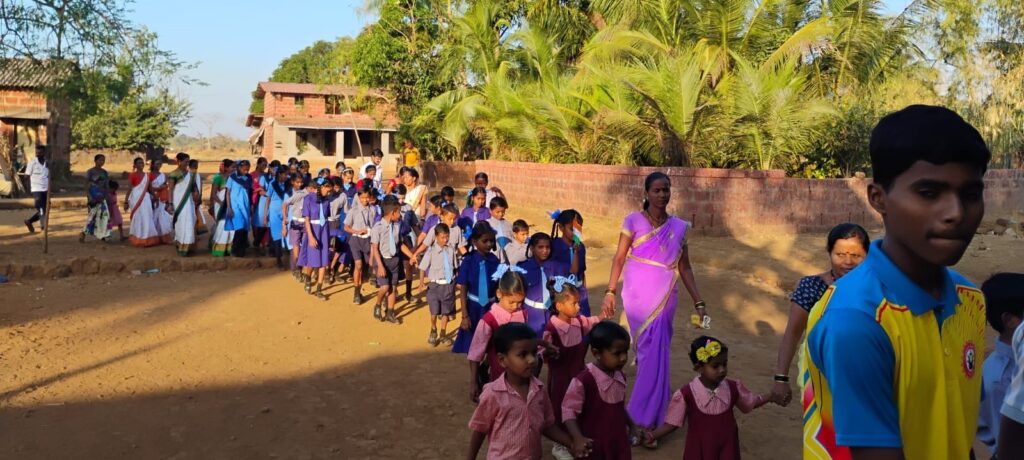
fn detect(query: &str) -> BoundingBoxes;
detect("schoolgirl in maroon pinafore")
[644,336,772,460]
[479,306,529,381]
[562,321,637,460]
[541,274,603,426]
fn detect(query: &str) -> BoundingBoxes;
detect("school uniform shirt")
[423,224,465,252]
[343,202,376,236]
[663,377,763,426]
[467,304,527,363]
[359,161,383,191]
[24,157,49,192]
[504,240,528,267]
[517,258,569,311]
[977,338,1018,451]
[1000,323,1024,430]
[421,213,440,235]
[457,251,500,304]
[329,194,348,237]
[459,207,491,233]
[370,219,404,259]
[541,316,601,349]
[420,244,458,282]
[468,374,555,460]
[802,239,986,460]
[561,363,627,421]
[285,189,310,222]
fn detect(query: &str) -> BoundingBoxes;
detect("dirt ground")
[0,198,1021,458]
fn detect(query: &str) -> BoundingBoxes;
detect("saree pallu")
[621,214,689,428]
[151,173,173,244]
[172,172,197,256]
[210,188,233,257]
[82,185,112,240]
[128,173,161,247]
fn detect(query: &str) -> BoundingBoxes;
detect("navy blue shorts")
[376,256,403,287]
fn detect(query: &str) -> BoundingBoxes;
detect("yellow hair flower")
[696,340,722,363]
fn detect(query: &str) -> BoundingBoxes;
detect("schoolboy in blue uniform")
[421,223,460,347]
[370,197,416,324]
[802,105,990,460]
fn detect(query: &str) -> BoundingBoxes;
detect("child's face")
[497,290,525,313]
[332,184,342,193]
[472,193,485,209]
[554,292,581,318]
[386,209,401,222]
[436,232,450,247]
[593,339,630,373]
[514,230,529,244]
[430,203,440,215]
[475,178,488,189]
[868,161,984,266]
[189,165,198,172]
[696,352,729,386]
[343,172,354,183]
[369,195,379,205]
[560,219,580,240]
[398,194,406,204]
[358,193,370,206]
[291,178,303,189]
[239,164,250,174]
[491,206,506,220]
[474,233,495,253]
[367,170,376,180]
[318,186,331,197]
[442,194,454,205]
[441,212,456,226]
[498,339,537,380]
[532,239,551,261]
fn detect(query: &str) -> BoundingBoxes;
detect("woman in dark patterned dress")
[770,223,870,406]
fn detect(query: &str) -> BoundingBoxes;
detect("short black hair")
[336,161,346,169]
[406,168,419,180]
[440,186,455,198]
[870,105,990,190]
[256,156,267,165]
[440,204,460,217]
[372,148,384,158]
[331,176,344,187]
[589,321,631,351]
[489,196,508,210]
[381,198,402,216]
[826,223,870,253]
[175,152,189,162]
[470,221,496,241]
[982,273,1024,333]
[394,183,407,195]
[358,184,374,195]
[512,219,529,233]
[493,322,536,354]
[365,164,377,173]
[429,194,443,208]
[688,335,729,366]
[188,159,199,169]
[474,172,489,184]
[94,154,105,162]
[434,223,450,236]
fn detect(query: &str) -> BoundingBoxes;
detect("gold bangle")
[605,289,616,296]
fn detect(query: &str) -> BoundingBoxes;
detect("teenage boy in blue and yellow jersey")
[801,105,990,460]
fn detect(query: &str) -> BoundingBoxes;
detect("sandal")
[427,329,438,346]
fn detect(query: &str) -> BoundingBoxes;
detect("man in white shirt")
[359,148,384,192]
[20,145,49,233]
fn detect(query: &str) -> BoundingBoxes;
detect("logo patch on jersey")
[963,341,977,378]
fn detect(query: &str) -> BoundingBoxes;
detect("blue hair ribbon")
[551,274,580,293]
[491,263,527,281]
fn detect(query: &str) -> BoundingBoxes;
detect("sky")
[131,0,914,141]
[129,0,372,140]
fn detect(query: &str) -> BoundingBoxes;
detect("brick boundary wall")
[419,161,1024,236]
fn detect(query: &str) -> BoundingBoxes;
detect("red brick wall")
[420,160,1024,236]
[1,88,47,110]
[0,88,70,170]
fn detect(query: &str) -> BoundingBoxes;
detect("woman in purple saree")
[601,172,707,430]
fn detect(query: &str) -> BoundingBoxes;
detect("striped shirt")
[468,374,554,460]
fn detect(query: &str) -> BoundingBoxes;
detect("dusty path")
[0,204,1019,459]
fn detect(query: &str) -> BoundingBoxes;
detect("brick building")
[0,59,72,177]
[245,82,400,163]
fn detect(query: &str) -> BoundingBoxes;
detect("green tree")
[249,38,357,113]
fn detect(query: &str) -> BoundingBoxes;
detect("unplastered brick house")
[0,59,72,177]
[245,82,400,164]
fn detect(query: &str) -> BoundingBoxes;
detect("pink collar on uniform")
[491,373,545,398]
[550,315,576,335]
[587,362,626,394]
[489,304,526,323]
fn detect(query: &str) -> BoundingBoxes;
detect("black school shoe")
[427,329,438,346]
[314,284,328,301]
[353,290,364,304]
[373,304,383,321]
[385,309,400,324]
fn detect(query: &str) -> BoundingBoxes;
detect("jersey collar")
[867,239,959,321]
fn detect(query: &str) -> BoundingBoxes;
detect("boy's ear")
[867,182,887,218]
[496,353,509,369]
[1003,312,1023,333]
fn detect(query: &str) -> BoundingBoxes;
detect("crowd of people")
[16,105,1024,459]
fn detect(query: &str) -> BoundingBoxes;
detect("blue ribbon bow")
[491,263,527,281]
[551,274,580,293]
[547,209,561,221]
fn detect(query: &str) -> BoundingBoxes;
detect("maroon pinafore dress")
[576,369,631,459]
[680,380,741,460]
[481,310,529,382]
[545,318,589,425]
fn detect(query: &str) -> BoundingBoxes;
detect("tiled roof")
[255,82,387,98]
[274,114,398,131]
[0,59,74,88]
